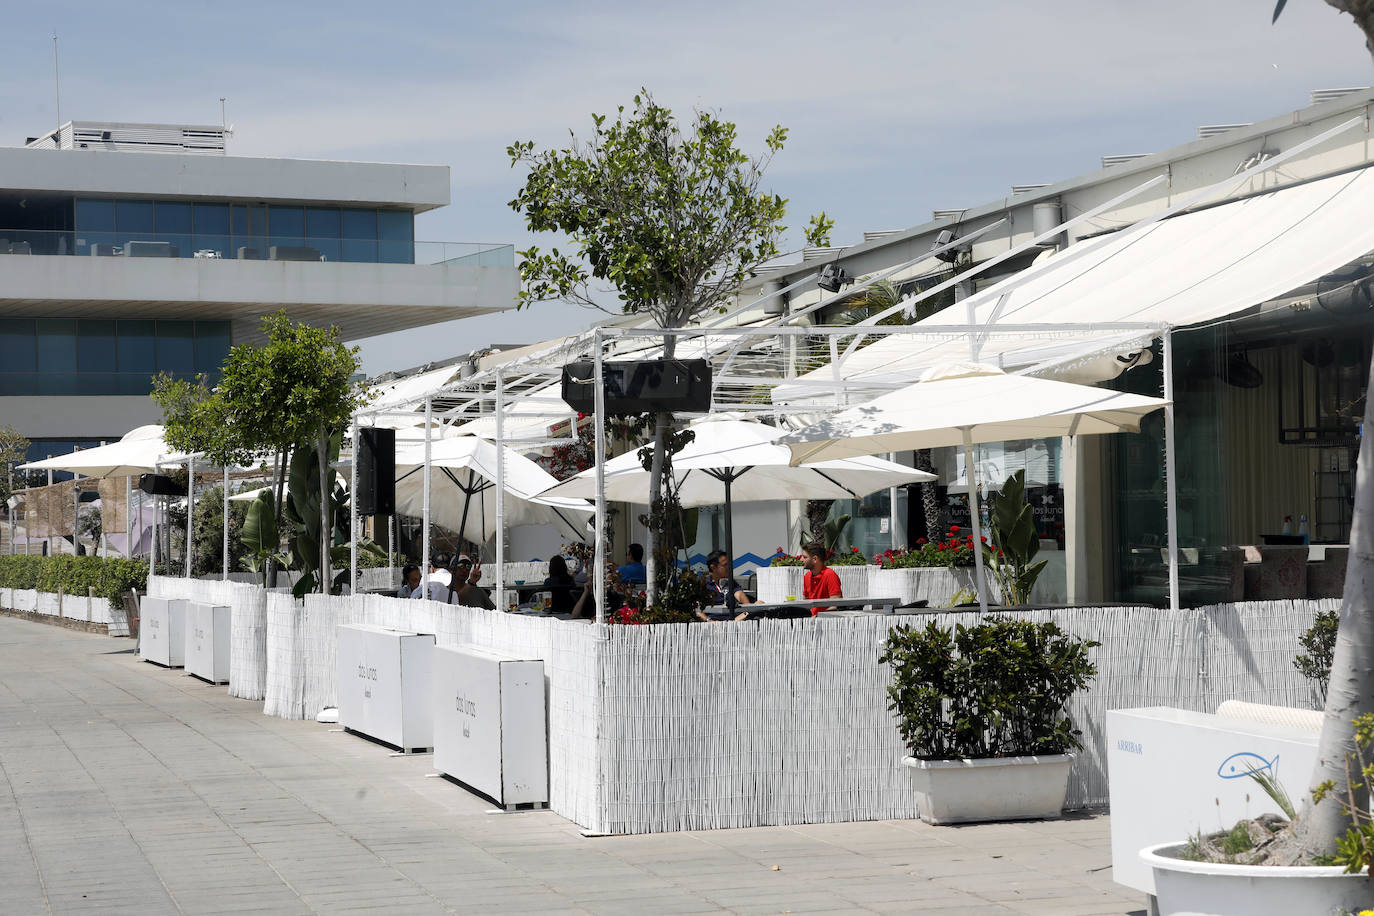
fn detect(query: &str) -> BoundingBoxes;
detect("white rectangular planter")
[432,645,548,807]
[336,624,435,752]
[1108,706,1320,896]
[140,596,187,667]
[902,753,1073,825]
[872,567,978,609]
[184,602,231,685]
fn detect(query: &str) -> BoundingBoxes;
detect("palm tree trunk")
[1296,350,1374,857]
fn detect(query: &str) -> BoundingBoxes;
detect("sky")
[3,1,1372,375]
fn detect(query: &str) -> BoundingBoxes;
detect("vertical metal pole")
[963,429,990,616]
[47,465,54,556]
[125,475,133,558]
[349,418,358,595]
[222,466,229,580]
[593,332,607,624]
[185,455,194,578]
[72,479,80,556]
[422,397,432,598]
[495,370,506,612]
[151,460,159,574]
[1163,329,1180,613]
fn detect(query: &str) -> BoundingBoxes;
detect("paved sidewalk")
[0,617,1147,915]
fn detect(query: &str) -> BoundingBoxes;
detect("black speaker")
[561,358,711,415]
[356,427,396,515]
[138,473,186,497]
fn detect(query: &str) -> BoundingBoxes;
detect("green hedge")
[0,556,149,609]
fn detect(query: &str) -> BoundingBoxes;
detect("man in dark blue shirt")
[617,543,647,585]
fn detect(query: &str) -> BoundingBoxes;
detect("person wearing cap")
[412,552,452,601]
[448,555,495,609]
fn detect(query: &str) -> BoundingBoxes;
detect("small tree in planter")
[879,617,1099,824]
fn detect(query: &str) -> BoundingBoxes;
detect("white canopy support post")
[151,461,159,573]
[46,466,53,557]
[125,475,133,559]
[350,418,359,596]
[422,396,432,598]
[185,455,194,578]
[495,369,506,613]
[73,478,80,557]
[222,466,229,580]
[593,332,607,624]
[962,428,990,617]
[1163,329,1180,612]
[830,336,842,408]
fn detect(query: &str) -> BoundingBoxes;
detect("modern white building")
[0,120,518,469]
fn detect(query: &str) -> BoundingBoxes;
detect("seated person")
[447,555,495,609]
[801,540,842,615]
[411,552,452,601]
[697,549,751,622]
[543,555,580,613]
[396,564,420,598]
[617,543,647,585]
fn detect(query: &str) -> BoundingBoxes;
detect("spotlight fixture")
[817,263,852,294]
[932,228,971,264]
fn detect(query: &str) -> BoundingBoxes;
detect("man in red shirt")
[801,541,842,615]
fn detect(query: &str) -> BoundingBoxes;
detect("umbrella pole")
[185,455,194,579]
[962,430,990,616]
[495,368,506,613]
[350,418,358,596]
[151,461,159,573]
[222,466,229,580]
[456,472,474,559]
[724,474,735,607]
[593,333,607,624]
[126,475,133,559]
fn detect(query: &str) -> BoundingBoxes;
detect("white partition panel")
[184,602,231,684]
[433,646,548,806]
[139,596,187,667]
[336,623,435,752]
[1107,707,1320,895]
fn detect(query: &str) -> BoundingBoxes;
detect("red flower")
[949,525,961,533]
[916,538,926,545]
[851,546,860,553]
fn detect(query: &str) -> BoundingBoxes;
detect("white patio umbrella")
[779,363,1170,612]
[541,418,934,581]
[393,437,592,550]
[18,425,186,477]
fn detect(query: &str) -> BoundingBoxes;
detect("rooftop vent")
[862,230,902,244]
[1101,153,1152,169]
[24,120,229,155]
[1197,124,1250,141]
[802,246,845,262]
[1011,183,1049,195]
[1310,87,1371,105]
[931,209,965,221]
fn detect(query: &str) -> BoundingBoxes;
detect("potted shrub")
[871,529,978,608]
[880,617,1099,824]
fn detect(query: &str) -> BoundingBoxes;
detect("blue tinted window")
[195,321,231,374]
[193,203,230,234]
[231,204,266,237]
[155,201,192,233]
[341,209,376,240]
[0,319,36,371]
[77,320,117,372]
[36,319,77,372]
[75,199,115,231]
[269,206,304,238]
[306,208,340,239]
[340,239,377,262]
[378,210,413,241]
[117,321,156,372]
[116,200,154,233]
[156,321,195,374]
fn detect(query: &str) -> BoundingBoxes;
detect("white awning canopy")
[775,166,1374,403]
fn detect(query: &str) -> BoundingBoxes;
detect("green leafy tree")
[152,311,370,592]
[0,424,31,507]
[508,90,823,602]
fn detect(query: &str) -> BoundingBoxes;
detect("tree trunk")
[1295,349,1374,857]
[267,447,288,588]
[317,427,331,595]
[916,448,941,538]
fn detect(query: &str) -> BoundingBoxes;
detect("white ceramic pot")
[901,753,1073,825]
[1141,841,1374,916]
[754,566,804,602]
[872,567,978,609]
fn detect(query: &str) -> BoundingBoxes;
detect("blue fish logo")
[1217,751,1278,779]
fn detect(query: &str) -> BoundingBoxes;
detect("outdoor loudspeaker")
[138,473,187,497]
[561,358,711,415]
[356,427,396,515]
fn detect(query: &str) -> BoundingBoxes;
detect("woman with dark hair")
[396,564,421,598]
[544,555,579,613]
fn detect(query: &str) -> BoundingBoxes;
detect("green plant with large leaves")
[239,491,291,586]
[982,470,1048,607]
[282,434,346,598]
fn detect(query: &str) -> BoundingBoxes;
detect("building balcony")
[0,230,518,343]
